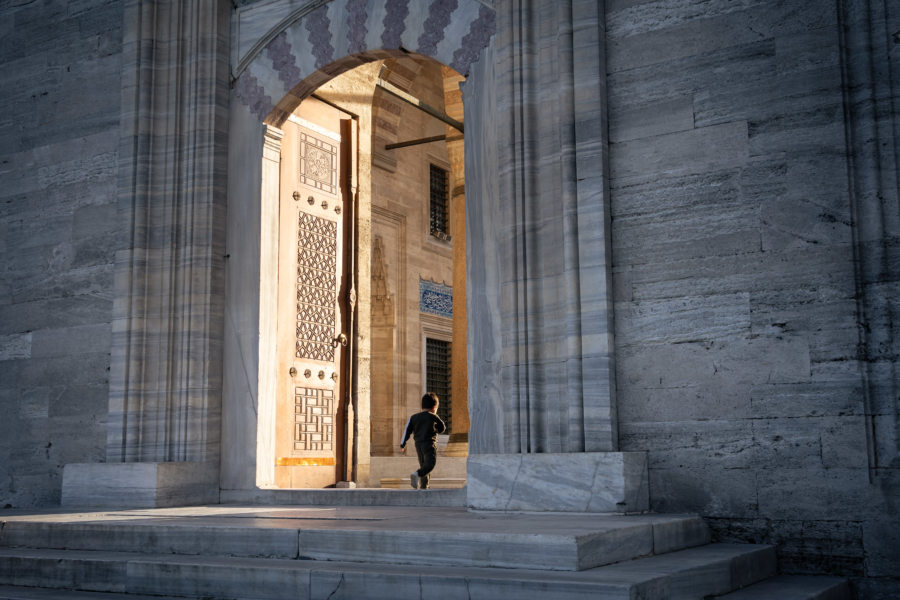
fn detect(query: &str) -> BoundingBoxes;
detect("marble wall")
[1,0,899,594]
[605,0,900,593]
[0,0,124,507]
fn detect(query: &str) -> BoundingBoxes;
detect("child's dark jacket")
[400,411,446,446]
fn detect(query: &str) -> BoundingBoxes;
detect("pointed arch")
[233,0,496,124]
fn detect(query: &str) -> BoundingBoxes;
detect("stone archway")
[230,0,496,126]
[64,0,637,512]
[223,0,494,493]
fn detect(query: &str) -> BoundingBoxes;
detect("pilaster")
[256,124,284,488]
[466,0,617,455]
[464,0,637,510]
[106,0,231,464]
[839,0,900,472]
[63,0,231,508]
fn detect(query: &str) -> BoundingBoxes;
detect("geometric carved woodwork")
[299,131,336,195]
[296,212,337,362]
[293,386,334,454]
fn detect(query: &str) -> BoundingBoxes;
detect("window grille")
[425,337,452,432]
[429,164,450,240]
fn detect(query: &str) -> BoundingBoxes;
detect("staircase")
[0,500,851,599]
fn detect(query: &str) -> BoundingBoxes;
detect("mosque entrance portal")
[261,57,469,490]
[273,97,356,488]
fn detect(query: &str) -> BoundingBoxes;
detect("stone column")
[62,0,230,507]
[464,0,647,512]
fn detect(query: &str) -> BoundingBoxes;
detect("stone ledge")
[379,477,466,489]
[218,487,467,506]
[0,543,777,599]
[466,452,649,513]
[61,462,219,509]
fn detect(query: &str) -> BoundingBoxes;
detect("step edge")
[0,542,778,590]
[713,574,852,600]
[0,516,713,570]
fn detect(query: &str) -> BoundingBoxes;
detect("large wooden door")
[275,97,353,488]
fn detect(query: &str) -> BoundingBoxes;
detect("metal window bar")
[429,164,449,238]
[425,337,452,433]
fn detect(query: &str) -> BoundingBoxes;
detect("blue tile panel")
[420,279,452,318]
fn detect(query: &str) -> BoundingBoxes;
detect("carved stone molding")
[371,236,395,324]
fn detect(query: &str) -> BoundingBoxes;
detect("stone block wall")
[607,0,898,594]
[0,0,122,507]
[0,0,897,593]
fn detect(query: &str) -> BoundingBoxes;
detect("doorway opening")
[262,55,469,489]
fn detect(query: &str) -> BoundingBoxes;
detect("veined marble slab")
[467,452,649,513]
[62,462,219,509]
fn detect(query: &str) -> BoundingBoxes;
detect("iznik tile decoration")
[420,279,452,318]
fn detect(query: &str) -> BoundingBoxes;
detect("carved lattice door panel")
[275,97,353,488]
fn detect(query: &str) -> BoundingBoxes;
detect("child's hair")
[421,392,439,409]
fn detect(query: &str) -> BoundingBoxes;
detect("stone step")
[293,513,710,570]
[219,482,466,507]
[218,487,466,506]
[0,508,710,572]
[379,477,466,488]
[0,543,776,600]
[0,585,187,600]
[0,574,851,600]
[713,575,851,599]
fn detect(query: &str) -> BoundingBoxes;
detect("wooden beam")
[385,135,447,150]
[376,79,465,133]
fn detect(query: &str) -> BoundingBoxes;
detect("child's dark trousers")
[414,440,437,489]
